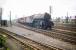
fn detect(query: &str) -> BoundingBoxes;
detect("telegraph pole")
[66,12,69,23]
[67,12,68,17]
[49,6,52,20]
[0,8,2,26]
[10,11,12,26]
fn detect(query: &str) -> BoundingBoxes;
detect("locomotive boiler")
[18,12,54,30]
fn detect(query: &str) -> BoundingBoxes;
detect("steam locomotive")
[18,13,54,30]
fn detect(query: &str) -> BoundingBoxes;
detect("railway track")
[16,23,76,45]
[51,28,76,37]
[54,25,76,32]
[0,28,62,50]
[42,29,76,44]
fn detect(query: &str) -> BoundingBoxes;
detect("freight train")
[18,13,54,30]
[0,20,8,27]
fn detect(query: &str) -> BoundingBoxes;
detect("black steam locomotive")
[18,13,54,30]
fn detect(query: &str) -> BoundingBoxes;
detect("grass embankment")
[0,34,10,50]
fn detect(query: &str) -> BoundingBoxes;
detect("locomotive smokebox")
[44,12,51,21]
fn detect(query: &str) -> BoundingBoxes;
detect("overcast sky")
[0,0,76,20]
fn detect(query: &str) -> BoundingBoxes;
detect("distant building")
[70,16,76,24]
